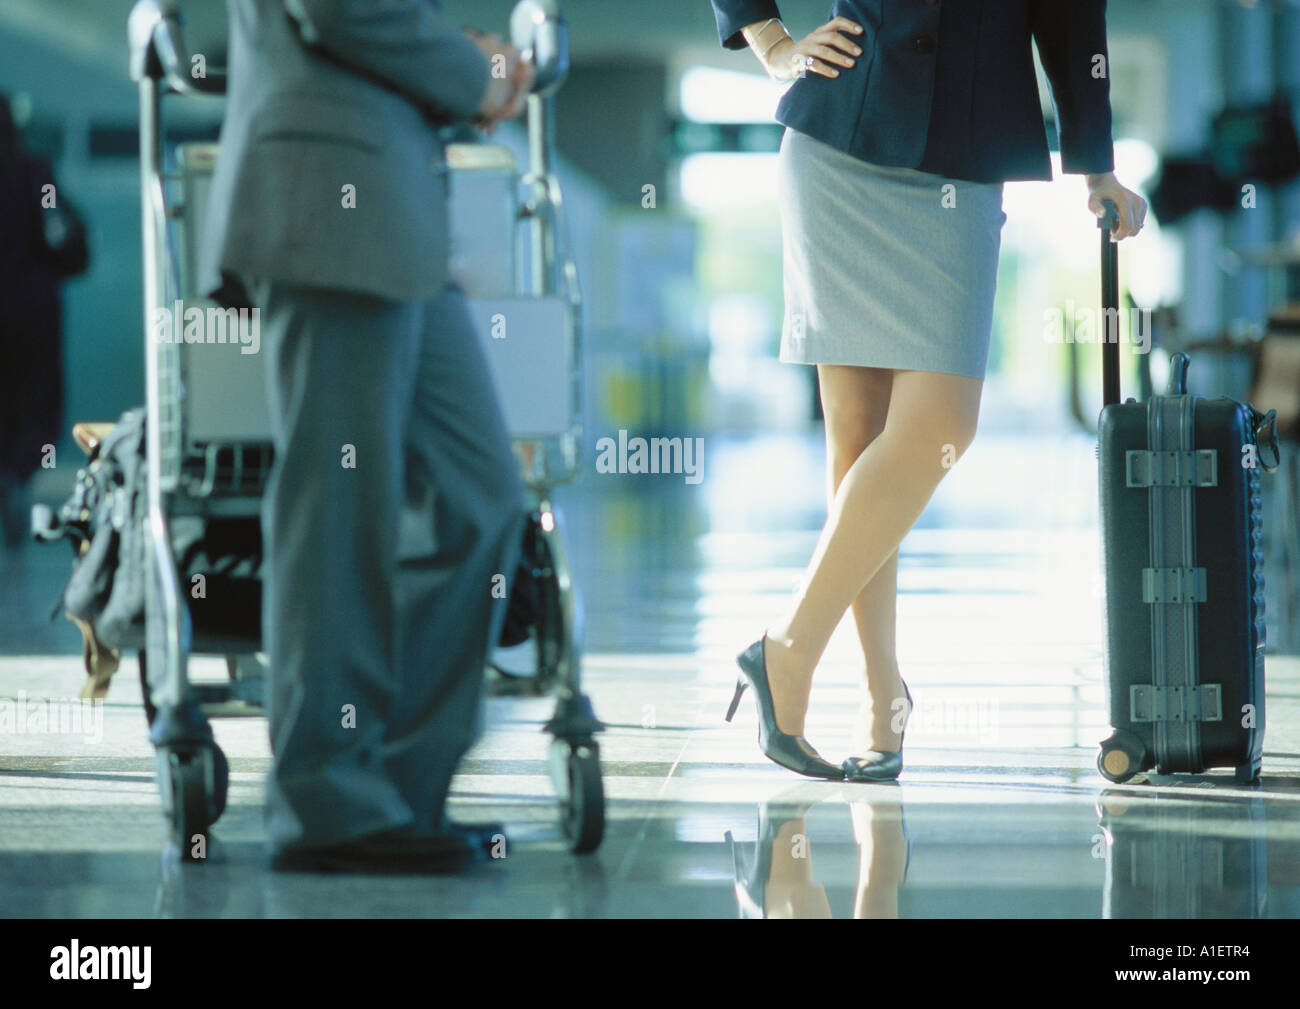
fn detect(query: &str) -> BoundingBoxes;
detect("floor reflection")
[1098,788,1272,919]
[726,786,909,919]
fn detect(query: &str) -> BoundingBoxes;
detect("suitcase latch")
[1141,567,1207,604]
[1125,449,1218,488]
[1130,683,1223,722]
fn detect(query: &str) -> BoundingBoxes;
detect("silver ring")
[804,55,814,67]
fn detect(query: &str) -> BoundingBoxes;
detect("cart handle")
[128,0,227,97]
[511,0,570,96]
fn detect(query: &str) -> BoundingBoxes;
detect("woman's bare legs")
[817,365,905,751]
[764,818,832,918]
[761,368,984,735]
[849,799,909,918]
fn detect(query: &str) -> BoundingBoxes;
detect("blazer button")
[915,35,935,54]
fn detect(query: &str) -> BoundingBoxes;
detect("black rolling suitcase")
[1094,201,1279,784]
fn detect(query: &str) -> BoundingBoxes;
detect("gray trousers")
[249,279,523,848]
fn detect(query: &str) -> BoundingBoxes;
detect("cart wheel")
[1097,743,1137,783]
[157,743,229,861]
[1235,759,1261,785]
[553,739,603,854]
[137,651,157,728]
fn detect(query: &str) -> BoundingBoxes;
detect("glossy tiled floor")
[2,428,1298,917]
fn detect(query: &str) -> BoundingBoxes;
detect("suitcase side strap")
[1141,567,1207,603]
[1125,449,1218,488]
[1129,683,1223,722]
[1144,394,1206,769]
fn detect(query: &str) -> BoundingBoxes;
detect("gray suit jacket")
[199,0,490,304]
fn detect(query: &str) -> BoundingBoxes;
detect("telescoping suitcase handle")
[1099,199,1122,407]
[1100,200,1196,406]
[1098,200,1187,405]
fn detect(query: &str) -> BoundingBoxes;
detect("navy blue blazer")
[711,0,1115,183]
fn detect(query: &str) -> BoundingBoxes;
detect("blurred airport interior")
[1,0,1300,922]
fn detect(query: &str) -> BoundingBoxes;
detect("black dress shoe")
[445,820,507,856]
[270,826,479,874]
[843,682,912,783]
[726,638,842,780]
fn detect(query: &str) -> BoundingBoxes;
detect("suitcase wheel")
[1098,746,1135,783]
[1097,730,1146,784]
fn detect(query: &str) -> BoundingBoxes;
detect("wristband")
[759,30,792,62]
[748,17,786,51]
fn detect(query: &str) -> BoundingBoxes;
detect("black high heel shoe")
[726,638,842,779]
[843,681,912,782]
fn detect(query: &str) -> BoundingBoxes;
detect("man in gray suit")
[198,0,533,872]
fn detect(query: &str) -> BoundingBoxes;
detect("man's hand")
[466,29,533,134]
[1087,172,1148,242]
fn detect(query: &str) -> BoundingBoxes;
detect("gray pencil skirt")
[777,128,1007,380]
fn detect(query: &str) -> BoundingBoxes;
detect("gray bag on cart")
[56,407,148,648]
[1094,203,1279,784]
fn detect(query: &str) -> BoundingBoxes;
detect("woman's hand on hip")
[1086,173,1148,242]
[746,17,864,82]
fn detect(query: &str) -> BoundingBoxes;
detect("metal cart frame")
[125,0,604,857]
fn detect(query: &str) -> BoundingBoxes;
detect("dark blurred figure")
[0,94,88,550]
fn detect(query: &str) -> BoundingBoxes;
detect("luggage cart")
[123,0,604,857]
[450,0,605,852]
